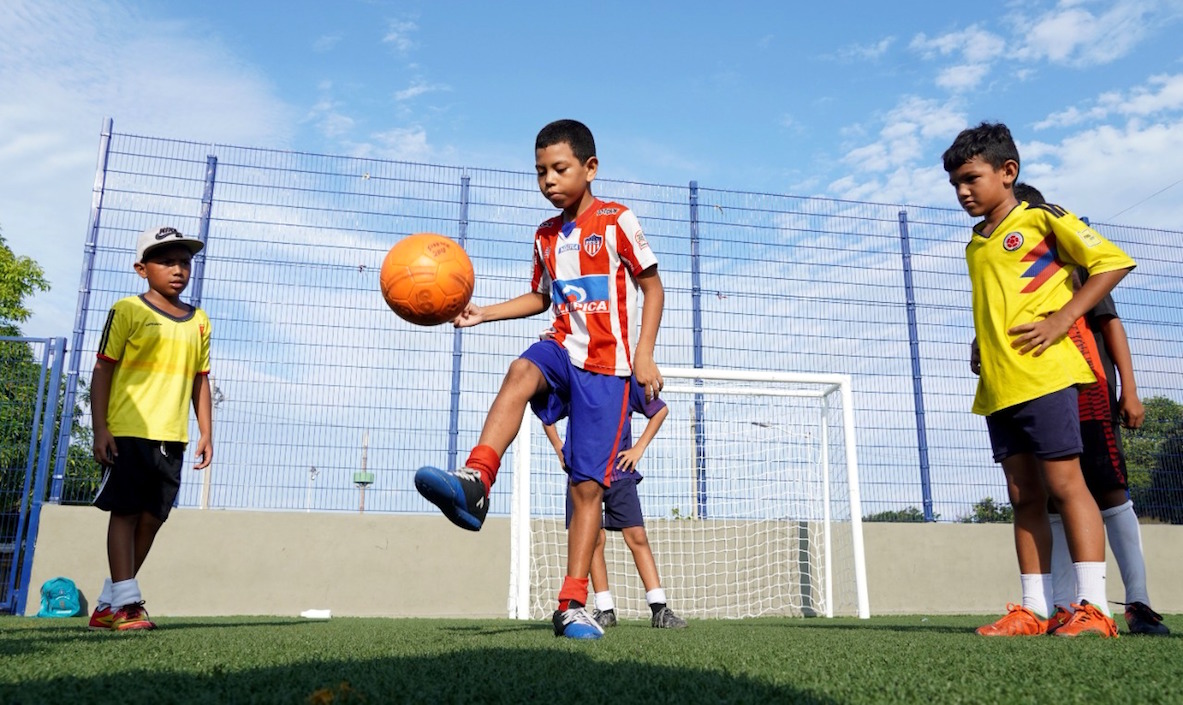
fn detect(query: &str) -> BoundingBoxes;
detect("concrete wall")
[24,504,1183,617]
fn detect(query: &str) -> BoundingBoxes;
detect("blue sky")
[2,0,1182,338]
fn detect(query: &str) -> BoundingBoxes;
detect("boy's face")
[947,155,1018,218]
[135,245,193,299]
[535,142,597,211]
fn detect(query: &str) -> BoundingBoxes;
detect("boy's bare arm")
[453,291,548,328]
[634,268,665,400]
[543,423,564,464]
[1008,267,1131,356]
[91,359,117,464]
[1098,316,1145,428]
[192,374,214,469]
[616,406,669,471]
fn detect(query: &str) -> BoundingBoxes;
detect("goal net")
[507,368,869,621]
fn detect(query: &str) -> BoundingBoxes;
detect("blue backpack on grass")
[36,577,81,618]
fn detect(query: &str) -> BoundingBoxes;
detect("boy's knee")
[504,358,544,391]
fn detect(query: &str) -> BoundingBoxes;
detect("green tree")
[0,229,48,336]
[864,506,931,522]
[1125,396,1183,524]
[960,497,1013,524]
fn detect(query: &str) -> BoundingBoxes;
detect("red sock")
[557,576,589,612]
[465,445,500,496]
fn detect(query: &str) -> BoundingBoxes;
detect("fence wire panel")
[56,128,1183,523]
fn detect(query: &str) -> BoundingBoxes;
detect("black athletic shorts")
[93,437,185,521]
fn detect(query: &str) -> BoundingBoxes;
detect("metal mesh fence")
[52,124,1183,523]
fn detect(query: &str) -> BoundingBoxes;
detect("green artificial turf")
[1,614,1181,704]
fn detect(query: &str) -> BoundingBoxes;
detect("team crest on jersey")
[583,233,603,257]
[1002,232,1024,252]
[635,230,650,250]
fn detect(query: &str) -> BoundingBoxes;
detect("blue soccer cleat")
[414,466,488,531]
[552,607,605,640]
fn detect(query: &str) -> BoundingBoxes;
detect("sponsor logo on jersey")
[634,230,650,250]
[596,207,620,215]
[583,233,603,257]
[551,275,610,315]
[1003,232,1023,251]
[1077,227,1103,248]
[557,242,581,255]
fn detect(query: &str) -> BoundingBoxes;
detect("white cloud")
[394,80,451,101]
[1035,73,1183,128]
[934,63,992,92]
[313,33,343,53]
[909,25,1005,63]
[1013,0,1154,67]
[0,0,295,338]
[382,19,418,53]
[838,37,896,61]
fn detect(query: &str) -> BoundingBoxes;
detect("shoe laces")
[561,607,604,633]
[454,467,484,483]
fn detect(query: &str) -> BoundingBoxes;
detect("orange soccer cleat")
[1053,601,1118,638]
[975,604,1049,636]
[88,605,115,630]
[111,602,156,631]
[1045,605,1073,634]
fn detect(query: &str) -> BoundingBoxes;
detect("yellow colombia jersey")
[967,202,1135,416]
[96,295,211,442]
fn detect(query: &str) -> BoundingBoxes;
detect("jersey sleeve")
[96,301,130,363]
[531,234,552,297]
[615,209,658,275]
[1048,207,1136,275]
[197,310,212,374]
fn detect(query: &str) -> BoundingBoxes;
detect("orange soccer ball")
[380,233,474,326]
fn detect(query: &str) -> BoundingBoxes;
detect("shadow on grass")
[0,644,838,705]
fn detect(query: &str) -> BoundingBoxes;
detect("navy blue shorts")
[520,340,631,486]
[986,387,1083,463]
[565,474,645,530]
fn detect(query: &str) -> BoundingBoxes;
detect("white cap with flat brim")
[136,226,205,262]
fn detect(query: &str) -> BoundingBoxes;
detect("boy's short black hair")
[942,121,1020,175]
[1012,182,1045,205]
[536,119,596,164]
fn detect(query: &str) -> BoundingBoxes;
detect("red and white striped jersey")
[531,199,658,376]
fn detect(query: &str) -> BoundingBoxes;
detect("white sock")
[1103,500,1150,605]
[1074,562,1110,616]
[97,577,113,609]
[1047,514,1075,610]
[594,591,615,612]
[1019,573,1051,618]
[646,587,667,606]
[111,578,142,609]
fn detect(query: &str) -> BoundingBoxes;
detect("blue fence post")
[447,174,471,471]
[14,338,66,615]
[898,210,934,521]
[53,117,115,502]
[189,155,218,309]
[689,181,708,518]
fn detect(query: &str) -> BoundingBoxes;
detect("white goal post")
[507,367,870,621]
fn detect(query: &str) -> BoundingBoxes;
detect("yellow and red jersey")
[967,201,1135,416]
[531,199,658,376]
[97,294,211,442]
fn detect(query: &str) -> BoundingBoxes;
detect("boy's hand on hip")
[1008,313,1071,356]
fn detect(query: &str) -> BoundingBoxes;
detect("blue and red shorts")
[565,474,645,530]
[520,339,631,486]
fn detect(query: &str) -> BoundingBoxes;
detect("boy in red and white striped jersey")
[415,119,665,639]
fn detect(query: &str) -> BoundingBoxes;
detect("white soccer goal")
[507,368,870,621]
